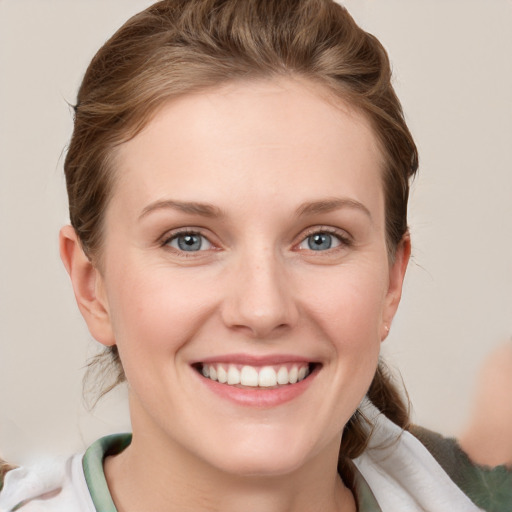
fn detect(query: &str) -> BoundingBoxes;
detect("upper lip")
[191,354,317,366]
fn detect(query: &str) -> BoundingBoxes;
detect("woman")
[0,1,509,511]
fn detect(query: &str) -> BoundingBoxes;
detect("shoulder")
[353,403,510,511]
[410,425,512,512]
[0,454,94,512]
[0,434,131,512]
[1,460,17,490]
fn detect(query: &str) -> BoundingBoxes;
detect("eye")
[297,231,348,252]
[165,232,212,252]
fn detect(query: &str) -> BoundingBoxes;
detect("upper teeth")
[201,363,310,387]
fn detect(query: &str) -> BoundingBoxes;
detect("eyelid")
[160,228,218,253]
[157,225,352,255]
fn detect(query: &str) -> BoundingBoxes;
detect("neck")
[104,425,356,512]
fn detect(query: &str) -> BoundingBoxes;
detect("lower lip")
[193,365,320,408]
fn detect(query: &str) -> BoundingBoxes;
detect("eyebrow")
[139,199,224,220]
[295,197,372,221]
[139,197,371,222]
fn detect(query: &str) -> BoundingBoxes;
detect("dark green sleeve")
[410,425,512,512]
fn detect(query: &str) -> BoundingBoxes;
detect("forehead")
[111,78,384,218]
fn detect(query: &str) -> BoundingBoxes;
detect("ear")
[59,225,115,347]
[381,233,411,340]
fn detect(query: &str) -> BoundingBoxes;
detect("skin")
[459,342,512,467]
[60,78,410,512]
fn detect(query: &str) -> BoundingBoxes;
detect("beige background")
[1,0,511,464]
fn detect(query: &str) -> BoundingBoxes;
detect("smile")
[192,356,320,407]
[198,362,312,388]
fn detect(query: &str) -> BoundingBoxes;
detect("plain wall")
[1,0,511,464]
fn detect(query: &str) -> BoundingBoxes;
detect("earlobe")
[59,225,115,346]
[382,234,411,340]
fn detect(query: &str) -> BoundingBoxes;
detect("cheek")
[298,264,388,345]
[104,261,219,369]
[298,264,387,407]
[293,270,386,441]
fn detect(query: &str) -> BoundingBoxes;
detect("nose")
[220,247,299,339]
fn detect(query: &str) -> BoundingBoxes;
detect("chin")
[214,451,309,478]
[198,428,326,478]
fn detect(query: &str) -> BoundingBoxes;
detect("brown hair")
[67,0,417,470]
[0,458,17,486]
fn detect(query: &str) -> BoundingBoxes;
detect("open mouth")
[193,362,318,389]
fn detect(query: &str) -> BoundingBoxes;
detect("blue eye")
[299,232,342,251]
[167,233,212,252]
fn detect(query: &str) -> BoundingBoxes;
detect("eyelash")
[297,227,353,252]
[161,229,215,257]
[160,226,352,256]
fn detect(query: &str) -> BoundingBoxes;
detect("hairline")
[85,73,399,269]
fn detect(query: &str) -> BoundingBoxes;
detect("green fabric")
[352,469,382,512]
[82,433,131,512]
[81,429,512,512]
[2,429,510,511]
[410,425,512,512]
[82,433,382,511]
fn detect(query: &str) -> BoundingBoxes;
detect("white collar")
[353,400,483,512]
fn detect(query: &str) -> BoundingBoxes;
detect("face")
[77,78,408,476]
